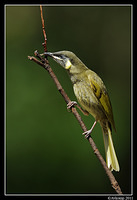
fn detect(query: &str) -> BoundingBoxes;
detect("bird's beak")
[42,52,63,61]
[42,52,60,59]
[42,52,66,67]
[42,52,53,57]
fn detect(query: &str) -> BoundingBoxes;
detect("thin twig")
[28,5,123,194]
[40,5,47,52]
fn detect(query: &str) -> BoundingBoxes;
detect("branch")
[28,6,122,195]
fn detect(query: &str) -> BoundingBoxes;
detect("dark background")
[6,5,131,194]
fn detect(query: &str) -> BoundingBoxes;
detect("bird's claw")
[82,130,91,139]
[82,121,97,139]
[67,101,77,110]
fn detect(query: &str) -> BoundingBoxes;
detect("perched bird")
[43,50,120,172]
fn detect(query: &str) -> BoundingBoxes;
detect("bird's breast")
[73,81,106,121]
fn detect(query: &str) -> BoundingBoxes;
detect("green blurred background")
[6,5,131,194]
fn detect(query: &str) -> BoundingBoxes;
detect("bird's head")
[43,51,87,73]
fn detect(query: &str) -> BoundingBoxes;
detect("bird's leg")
[67,101,89,116]
[82,121,97,139]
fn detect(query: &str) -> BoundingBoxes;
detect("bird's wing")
[86,70,116,131]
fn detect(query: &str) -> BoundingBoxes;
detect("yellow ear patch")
[65,60,72,69]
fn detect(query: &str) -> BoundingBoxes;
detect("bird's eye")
[70,58,74,64]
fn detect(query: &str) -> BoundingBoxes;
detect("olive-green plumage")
[44,50,120,172]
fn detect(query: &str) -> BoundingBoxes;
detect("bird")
[42,50,120,172]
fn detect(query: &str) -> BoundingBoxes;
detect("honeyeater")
[43,50,120,172]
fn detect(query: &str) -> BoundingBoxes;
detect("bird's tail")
[102,123,120,172]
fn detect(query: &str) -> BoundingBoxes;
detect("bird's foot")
[67,101,77,111]
[67,101,89,116]
[82,121,97,139]
[82,129,92,139]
